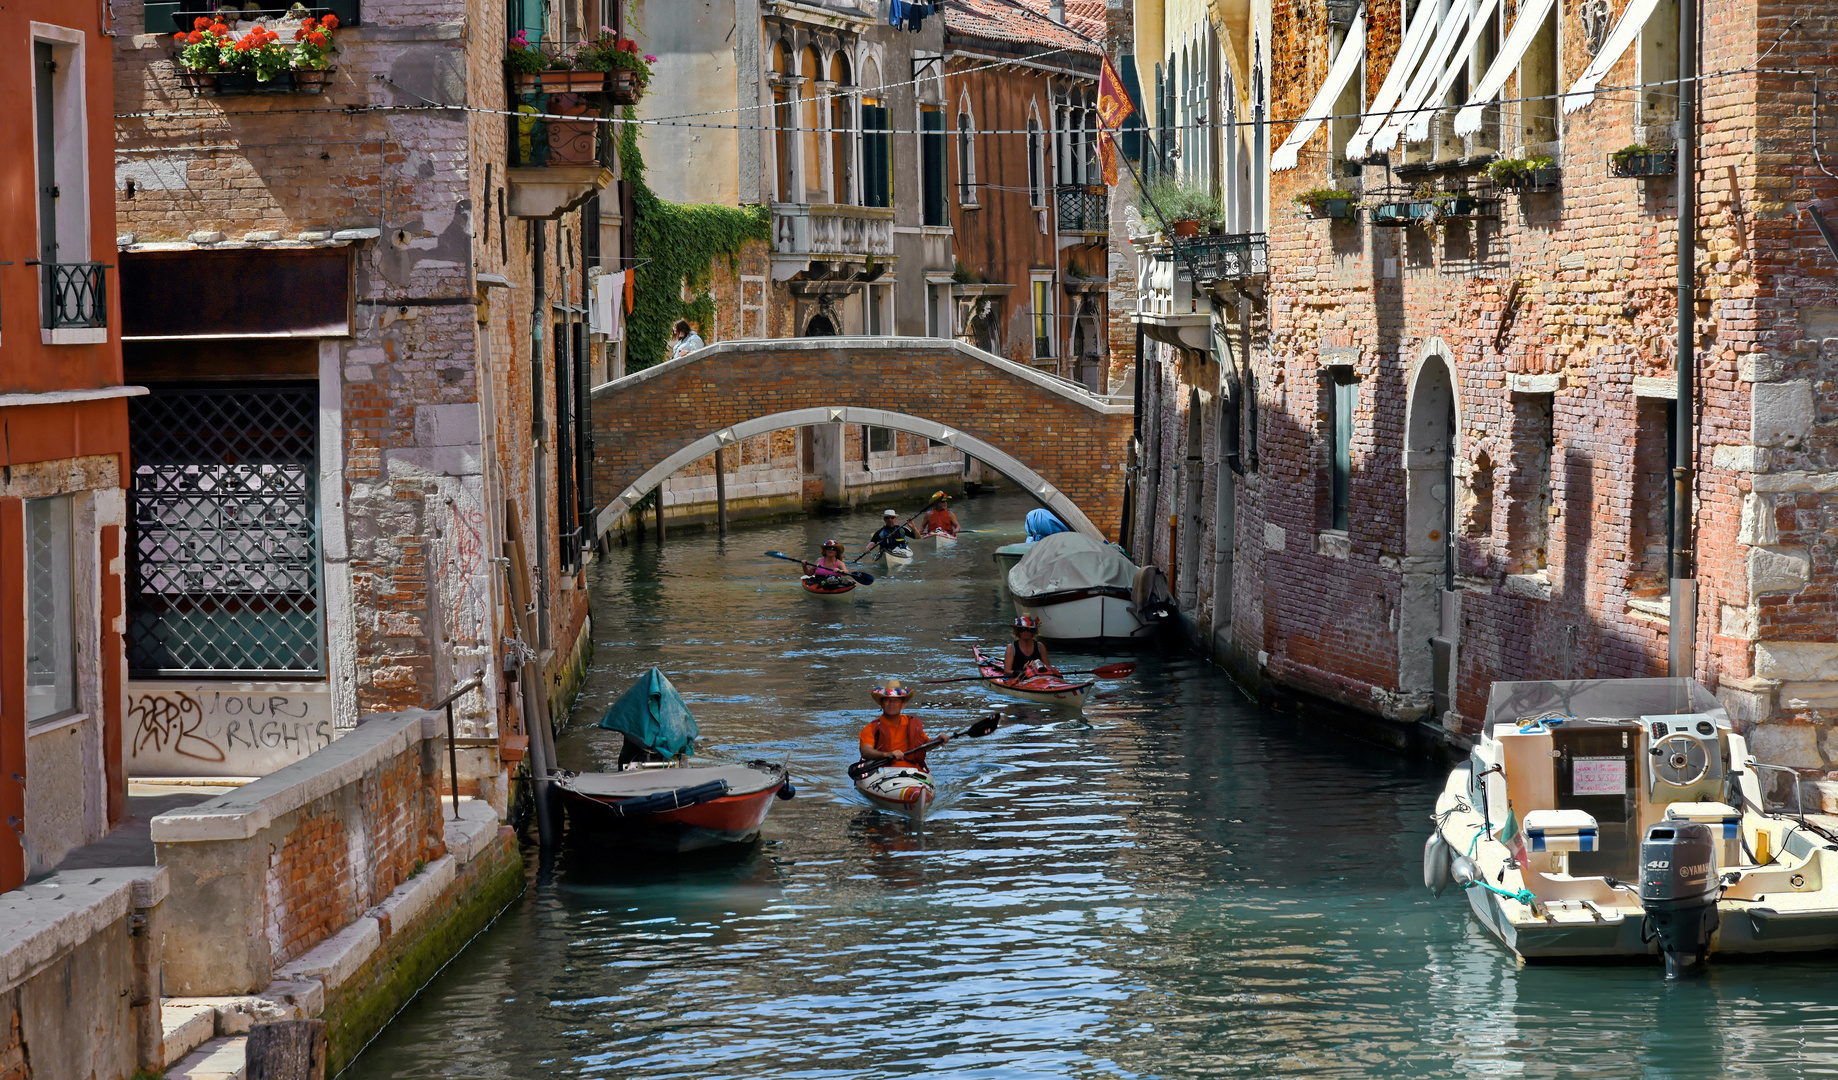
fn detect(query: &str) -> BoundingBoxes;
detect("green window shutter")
[1332,375,1358,531]
[512,0,545,40]
[921,110,946,226]
[862,105,891,208]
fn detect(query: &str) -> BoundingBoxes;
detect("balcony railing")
[1056,184,1108,234]
[1171,232,1267,282]
[771,204,896,258]
[43,262,107,329]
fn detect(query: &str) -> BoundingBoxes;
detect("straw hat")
[870,678,913,700]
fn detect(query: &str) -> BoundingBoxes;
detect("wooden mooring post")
[714,446,728,536]
[654,489,666,542]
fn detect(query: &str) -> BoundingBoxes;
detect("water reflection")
[346,494,1838,1080]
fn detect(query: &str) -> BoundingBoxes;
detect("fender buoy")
[777,781,797,800]
[1425,831,1452,898]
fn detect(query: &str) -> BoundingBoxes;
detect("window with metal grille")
[26,496,77,724]
[126,385,324,677]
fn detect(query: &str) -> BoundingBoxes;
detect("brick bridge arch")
[590,338,1133,538]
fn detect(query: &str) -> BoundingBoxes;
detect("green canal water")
[346,493,1838,1079]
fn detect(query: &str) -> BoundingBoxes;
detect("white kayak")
[882,545,914,569]
[853,765,935,822]
[924,530,958,548]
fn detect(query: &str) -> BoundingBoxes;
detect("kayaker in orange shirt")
[1004,616,1055,679]
[920,492,960,537]
[858,680,943,770]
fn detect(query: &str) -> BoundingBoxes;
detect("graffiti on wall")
[126,683,336,776]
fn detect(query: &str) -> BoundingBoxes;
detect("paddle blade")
[851,571,876,585]
[963,713,1002,738]
[1091,662,1137,679]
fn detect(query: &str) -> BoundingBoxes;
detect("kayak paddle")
[847,712,1002,780]
[763,550,874,585]
[920,662,1137,685]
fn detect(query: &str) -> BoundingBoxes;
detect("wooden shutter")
[921,110,947,226]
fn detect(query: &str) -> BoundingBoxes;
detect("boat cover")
[597,667,698,759]
[1483,678,1726,735]
[561,763,781,799]
[1008,532,1137,599]
[1025,508,1071,541]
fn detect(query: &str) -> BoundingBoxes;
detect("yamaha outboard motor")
[1640,821,1719,979]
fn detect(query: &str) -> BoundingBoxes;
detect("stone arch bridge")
[590,338,1133,538]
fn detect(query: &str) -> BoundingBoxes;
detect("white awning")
[1371,0,1477,154]
[1270,5,1367,172]
[1453,0,1555,135]
[1405,0,1503,143]
[1344,0,1444,160]
[1562,0,1664,112]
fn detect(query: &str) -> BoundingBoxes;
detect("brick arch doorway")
[598,406,1109,539]
[1402,341,1461,727]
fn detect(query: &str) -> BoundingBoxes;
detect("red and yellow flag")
[1097,56,1136,187]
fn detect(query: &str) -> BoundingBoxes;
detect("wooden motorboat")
[1429,677,1838,975]
[852,764,935,823]
[801,574,856,596]
[882,544,914,569]
[972,647,1093,708]
[555,761,792,852]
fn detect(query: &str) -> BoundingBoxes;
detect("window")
[1026,115,1044,208]
[1329,370,1359,531]
[1632,399,1676,594]
[1519,2,1559,149]
[830,54,854,204]
[1508,392,1554,573]
[1638,0,1680,136]
[740,275,767,337]
[861,100,892,208]
[1031,276,1054,359]
[801,48,825,203]
[127,385,324,675]
[26,497,77,724]
[34,30,102,334]
[957,109,977,205]
[921,107,947,226]
[868,427,893,453]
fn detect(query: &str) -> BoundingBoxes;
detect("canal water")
[347,493,1838,1079]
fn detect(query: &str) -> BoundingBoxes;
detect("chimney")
[1049,0,1065,23]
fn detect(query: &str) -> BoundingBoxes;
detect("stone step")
[168,1036,246,1080]
[161,1001,219,1068]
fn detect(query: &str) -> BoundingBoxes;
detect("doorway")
[1401,347,1459,725]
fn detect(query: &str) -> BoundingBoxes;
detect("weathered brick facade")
[1129,0,1838,763]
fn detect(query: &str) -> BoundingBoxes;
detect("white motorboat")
[853,765,935,822]
[1428,677,1838,977]
[1006,533,1172,642]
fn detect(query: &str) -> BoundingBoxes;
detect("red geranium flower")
[194,16,210,29]
[302,16,316,28]
[210,22,228,33]
[188,30,204,43]
[308,31,328,46]
[321,13,338,28]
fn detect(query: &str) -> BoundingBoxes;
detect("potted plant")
[1142,178,1221,238]
[506,30,547,93]
[172,17,233,93]
[539,51,606,94]
[1294,186,1357,219]
[577,29,654,104]
[1485,155,1558,191]
[217,24,295,93]
[289,13,339,93]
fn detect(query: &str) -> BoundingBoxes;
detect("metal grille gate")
[126,384,324,676]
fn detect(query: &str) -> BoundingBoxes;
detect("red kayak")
[802,574,857,595]
[972,647,1093,708]
[554,762,792,852]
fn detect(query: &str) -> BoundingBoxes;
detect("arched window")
[860,55,891,208]
[772,41,795,201]
[1026,101,1044,209]
[956,96,976,206]
[800,47,824,203]
[830,53,854,204]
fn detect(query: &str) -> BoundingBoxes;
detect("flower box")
[539,70,606,93]
[1494,165,1562,192]
[1169,218,1201,238]
[215,71,302,94]
[1305,198,1357,220]
[1609,148,1677,178]
[1368,202,1418,227]
[607,68,644,105]
[511,72,544,94]
[177,68,219,95]
[292,68,334,94]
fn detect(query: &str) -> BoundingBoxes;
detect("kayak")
[853,764,935,822]
[972,646,1093,708]
[554,761,793,852]
[882,545,914,569]
[801,574,856,596]
[923,530,958,548]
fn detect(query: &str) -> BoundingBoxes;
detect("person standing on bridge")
[670,319,704,361]
[920,492,960,538]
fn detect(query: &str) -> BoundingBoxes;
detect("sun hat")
[883,509,898,517]
[821,539,842,551]
[870,678,913,700]
[1014,616,1041,631]
[930,491,950,502]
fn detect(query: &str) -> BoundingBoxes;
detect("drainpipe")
[1669,0,1697,678]
[532,222,552,651]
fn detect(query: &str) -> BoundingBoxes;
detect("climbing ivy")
[620,108,770,370]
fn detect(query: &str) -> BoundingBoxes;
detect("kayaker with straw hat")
[801,539,850,584]
[920,491,960,538]
[858,679,943,770]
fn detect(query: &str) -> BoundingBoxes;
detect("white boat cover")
[561,764,780,799]
[1271,5,1367,172]
[1008,532,1137,599]
[1453,0,1555,135]
[1345,0,1443,160]
[1561,0,1663,113]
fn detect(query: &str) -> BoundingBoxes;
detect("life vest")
[859,713,929,769]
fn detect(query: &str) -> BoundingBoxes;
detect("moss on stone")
[320,836,526,1074]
